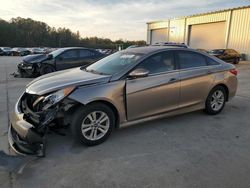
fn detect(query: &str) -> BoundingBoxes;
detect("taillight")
[229,69,238,76]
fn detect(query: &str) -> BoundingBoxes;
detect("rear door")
[55,49,79,70]
[126,51,180,120]
[176,50,215,108]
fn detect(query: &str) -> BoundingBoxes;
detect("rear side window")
[137,51,175,74]
[177,51,207,69]
[79,50,92,58]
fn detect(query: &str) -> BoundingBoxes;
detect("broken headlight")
[40,87,75,110]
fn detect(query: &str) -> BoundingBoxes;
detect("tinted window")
[137,51,175,74]
[61,50,78,59]
[209,49,224,55]
[207,57,220,66]
[79,50,92,58]
[177,51,207,69]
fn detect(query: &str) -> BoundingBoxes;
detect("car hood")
[26,68,112,95]
[22,54,48,63]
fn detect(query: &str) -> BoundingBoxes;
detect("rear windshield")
[209,49,224,54]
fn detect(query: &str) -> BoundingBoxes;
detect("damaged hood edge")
[26,68,112,95]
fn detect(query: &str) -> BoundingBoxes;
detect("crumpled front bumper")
[17,63,36,77]
[8,97,46,157]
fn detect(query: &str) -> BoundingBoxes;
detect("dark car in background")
[209,49,240,64]
[17,47,104,77]
[31,48,47,54]
[0,47,12,56]
[11,47,31,56]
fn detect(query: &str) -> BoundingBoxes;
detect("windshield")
[86,51,142,75]
[209,49,224,54]
[49,48,65,58]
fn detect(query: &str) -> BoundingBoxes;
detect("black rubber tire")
[233,57,240,64]
[40,65,55,75]
[71,103,115,146]
[204,86,226,115]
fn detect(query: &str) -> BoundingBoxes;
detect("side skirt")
[119,103,204,129]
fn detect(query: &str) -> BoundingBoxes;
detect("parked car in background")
[31,48,47,54]
[209,49,240,64]
[127,45,140,49]
[197,49,208,53]
[153,42,189,48]
[0,47,12,56]
[11,48,31,56]
[16,47,104,77]
[8,46,238,156]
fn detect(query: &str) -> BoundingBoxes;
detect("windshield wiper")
[84,68,110,75]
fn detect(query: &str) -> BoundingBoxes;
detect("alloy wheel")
[81,111,110,141]
[210,90,225,111]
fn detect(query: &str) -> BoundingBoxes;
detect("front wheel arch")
[86,100,120,128]
[40,64,56,75]
[71,102,116,146]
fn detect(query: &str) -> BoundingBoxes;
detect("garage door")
[188,22,226,49]
[151,28,168,44]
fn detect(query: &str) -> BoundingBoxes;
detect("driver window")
[60,50,78,59]
[137,51,175,75]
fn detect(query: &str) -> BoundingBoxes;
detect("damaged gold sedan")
[8,46,238,157]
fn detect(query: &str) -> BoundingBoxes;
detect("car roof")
[59,47,90,50]
[123,46,186,54]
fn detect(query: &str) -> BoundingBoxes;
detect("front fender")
[68,80,127,124]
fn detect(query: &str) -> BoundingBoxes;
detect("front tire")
[71,103,115,146]
[40,65,55,75]
[205,86,226,115]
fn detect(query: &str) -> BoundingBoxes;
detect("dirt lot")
[0,56,250,188]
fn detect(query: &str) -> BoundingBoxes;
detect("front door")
[56,49,79,70]
[126,51,180,121]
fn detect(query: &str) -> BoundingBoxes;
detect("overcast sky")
[0,0,249,40]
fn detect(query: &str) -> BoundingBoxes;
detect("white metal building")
[147,6,250,60]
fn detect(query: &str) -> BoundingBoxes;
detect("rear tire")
[233,57,240,64]
[40,65,55,75]
[205,86,226,115]
[71,103,115,146]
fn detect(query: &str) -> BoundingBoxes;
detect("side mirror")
[47,54,53,60]
[128,68,149,79]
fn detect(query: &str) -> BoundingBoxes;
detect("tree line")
[0,17,146,49]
